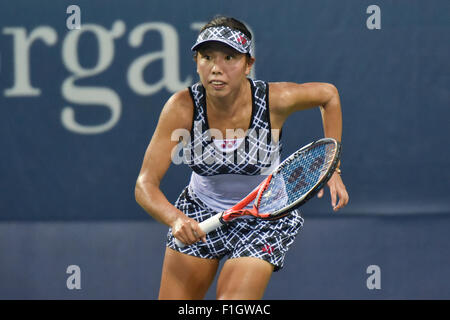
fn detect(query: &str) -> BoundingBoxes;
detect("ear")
[193,52,199,74]
[245,57,256,76]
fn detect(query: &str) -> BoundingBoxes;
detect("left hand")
[317,172,349,212]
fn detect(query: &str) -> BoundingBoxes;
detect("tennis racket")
[175,137,341,248]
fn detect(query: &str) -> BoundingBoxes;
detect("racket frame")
[175,138,341,247]
[259,138,341,218]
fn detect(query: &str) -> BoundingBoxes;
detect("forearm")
[319,86,342,143]
[135,180,183,227]
[319,86,342,169]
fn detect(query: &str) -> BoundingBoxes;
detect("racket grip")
[174,212,224,248]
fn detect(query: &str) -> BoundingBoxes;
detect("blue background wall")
[0,0,449,299]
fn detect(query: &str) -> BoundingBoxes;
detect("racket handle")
[174,212,224,248]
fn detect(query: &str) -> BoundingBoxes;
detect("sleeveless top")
[182,78,283,212]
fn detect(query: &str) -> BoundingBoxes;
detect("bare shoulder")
[158,88,193,131]
[268,82,298,110]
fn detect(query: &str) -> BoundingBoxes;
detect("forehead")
[197,41,242,55]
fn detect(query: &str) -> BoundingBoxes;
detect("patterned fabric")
[184,79,282,176]
[191,26,253,56]
[166,186,304,271]
[168,78,303,271]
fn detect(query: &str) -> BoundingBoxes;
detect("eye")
[225,55,234,61]
[203,55,211,60]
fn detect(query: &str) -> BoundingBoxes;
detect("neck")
[206,78,250,116]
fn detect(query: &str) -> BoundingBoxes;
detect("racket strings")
[257,142,338,215]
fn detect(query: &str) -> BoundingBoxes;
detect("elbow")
[134,176,144,206]
[134,174,158,207]
[320,83,340,111]
[324,83,339,98]
[134,181,141,205]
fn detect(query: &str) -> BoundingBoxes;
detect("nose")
[211,59,223,75]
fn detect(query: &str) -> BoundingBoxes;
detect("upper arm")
[136,89,193,187]
[269,82,338,127]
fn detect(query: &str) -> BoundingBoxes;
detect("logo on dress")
[262,244,274,255]
[213,138,243,153]
[222,139,237,149]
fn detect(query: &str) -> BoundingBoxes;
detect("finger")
[334,189,349,211]
[172,217,193,245]
[186,222,200,244]
[330,187,337,210]
[193,224,207,243]
[317,188,324,198]
[195,229,207,243]
[342,190,350,207]
[173,231,188,246]
[334,198,345,211]
[334,198,342,211]
[193,230,204,243]
[172,226,186,245]
[176,221,195,245]
[189,221,208,244]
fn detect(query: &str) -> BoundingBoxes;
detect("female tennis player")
[135,16,349,299]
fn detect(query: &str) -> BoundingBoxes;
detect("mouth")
[209,80,226,89]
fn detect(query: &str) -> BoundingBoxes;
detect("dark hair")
[199,15,252,40]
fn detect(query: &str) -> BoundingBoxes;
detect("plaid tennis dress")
[166,79,304,271]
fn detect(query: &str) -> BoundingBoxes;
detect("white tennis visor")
[191,26,253,56]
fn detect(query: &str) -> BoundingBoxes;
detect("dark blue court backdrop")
[0,0,449,299]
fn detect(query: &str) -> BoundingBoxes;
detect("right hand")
[171,215,207,246]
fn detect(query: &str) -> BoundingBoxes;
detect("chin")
[206,85,229,97]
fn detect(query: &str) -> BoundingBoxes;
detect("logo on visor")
[237,36,247,45]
